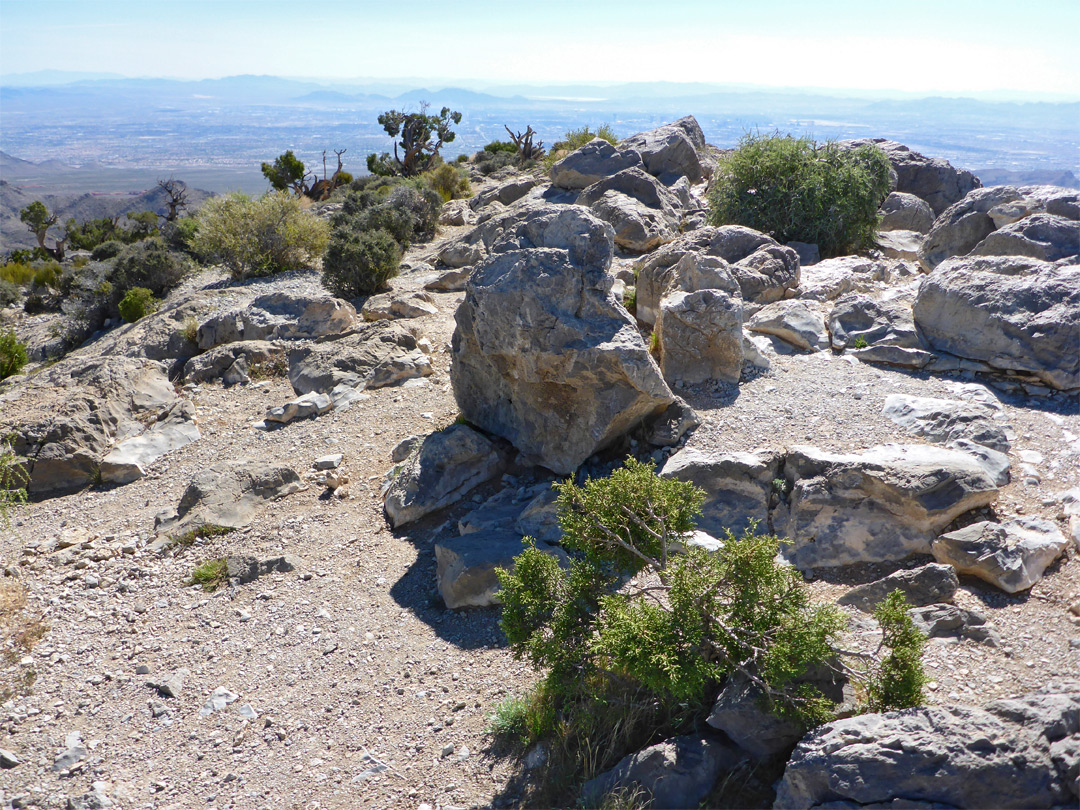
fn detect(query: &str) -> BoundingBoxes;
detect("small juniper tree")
[367,103,462,177]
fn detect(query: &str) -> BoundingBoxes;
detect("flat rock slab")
[99,400,201,484]
[837,563,959,612]
[883,394,1013,453]
[434,531,567,609]
[933,517,1070,593]
[909,603,1001,646]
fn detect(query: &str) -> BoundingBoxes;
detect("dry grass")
[1,578,48,702]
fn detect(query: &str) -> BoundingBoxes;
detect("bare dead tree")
[157,178,189,222]
[505,125,546,160]
[307,149,349,201]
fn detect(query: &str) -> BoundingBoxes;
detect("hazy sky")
[2,0,1079,97]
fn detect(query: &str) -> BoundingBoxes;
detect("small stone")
[0,747,19,768]
[134,665,150,676]
[200,686,240,716]
[314,453,344,470]
[440,743,455,758]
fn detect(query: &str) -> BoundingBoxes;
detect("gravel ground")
[1,216,1079,810]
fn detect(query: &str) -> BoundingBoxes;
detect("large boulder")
[576,167,683,252]
[182,340,283,385]
[912,255,1080,390]
[655,289,744,385]
[932,518,1070,594]
[778,444,998,569]
[634,226,800,324]
[798,256,895,302]
[2,355,179,496]
[196,293,357,351]
[774,682,1080,809]
[842,138,981,216]
[827,293,924,351]
[383,424,506,528]
[548,138,643,190]
[619,115,711,184]
[970,212,1080,262]
[878,191,935,233]
[434,531,567,609]
[747,300,829,352]
[469,176,538,211]
[837,563,959,612]
[661,448,780,537]
[918,186,1025,270]
[451,207,673,474]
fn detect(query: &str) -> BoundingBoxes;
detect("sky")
[2,0,1079,99]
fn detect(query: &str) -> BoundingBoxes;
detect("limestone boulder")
[970,212,1080,262]
[908,603,1002,646]
[747,300,829,352]
[577,167,683,252]
[933,518,1070,594]
[879,191,935,233]
[619,115,711,184]
[875,229,924,261]
[196,293,357,351]
[635,226,799,324]
[434,531,567,609]
[361,291,438,321]
[827,293,924,351]
[383,424,506,528]
[182,340,283,385]
[655,289,743,385]
[798,256,894,302]
[548,138,643,190]
[264,392,333,425]
[469,176,538,211]
[636,250,741,326]
[882,394,1012,453]
[912,255,1080,390]
[661,447,780,537]
[98,399,200,485]
[779,444,998,569]
[451,219,673,473]
[837,563,959,612]
[918,186,1025,270]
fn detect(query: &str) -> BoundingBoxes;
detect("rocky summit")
[0,118,1078,810]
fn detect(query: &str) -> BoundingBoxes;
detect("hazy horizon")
[2,0,1079,100]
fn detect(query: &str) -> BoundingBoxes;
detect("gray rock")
[457,484,550,536]
[948,439,1011,487]
[424,266,472,292]
[879,191,935,233]
[314,453,343,470]
[619,115,711,184]
[470,176,537,210]
[970,212,1080,262]
[828,294,924,351]
[848,344,934,369]
[383,425,506,528]
[152,668,189,698]
[438,198,474,226]
[908,603,1001,646]
[196,293,357,351]
[634,225,799,324]
[451,218,672,473]
[65,786,113,810]
[52,731,87,772]
[549,138,643,190]
[918,186,1024,270]
[98,399,201,484]
[581,734,743,810]
[225,555,298,585]
[434,531,567,609]
[656,289,744,384]
[661,447,779,537]
[645,397,702,448]
[515,486,563,544]
[361,291,439,321]
[913,255,1080,390]
[0,747,19,768]
[780,444,998,569]
[200,686,239,716]
[391,435,421,464]
[747,300,829,352]
[798,256,892,303]
[786,241,820,266]
[577,167,683,252]
[838,563,959,612]
[842,139,981,216]
[933,518,1070,594]
[287,320,432,396]
[775,682,1080,809]
[182,340,283,385]
[155,460,303,535]
[264,392,333,424]
[875,229,924,261]
[882,394,1012,453]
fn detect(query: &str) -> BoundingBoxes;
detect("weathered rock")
[849,344,935,369]
[86,291,221,363]
[470,176,538,211]
[451,221,673,473]
[288,321,432,396]
[798,256,893,303]
[438,198,474,226]
[182,340,283,385]
[52,732,87,772]
[882,394,1012,453]
[264,392,332,424]
[908,603,1001,646]
[747,300,829,352]
[457,483,550,536]
[645,397,702,448]
[843,138,981,216]
[5,355,178,496]
[150,668,189,698]
[619,115,711,184]
[879,191,935,233]
[549,138,643,190]
[634,226,799,324]
[656,289,744,384]
[661,447,779,537]
[947,438,1011,487]
[913,255,1080,390]
[383,425,506,528]
[0,747,18,768]
[98,399,201,484]
[577,167,683,252]
[581,735,743,810]
[424,266,472,292]
[970,212,1080,262]
[225,555,298,585]
[775,682,1080,809]
[196,293,357,351]
[933,518,1070,594]
[200,686,239,716]
[515,486,563,544]
[434,531,567,609]
[155,461,303,535]
[786,241,820,267]
[779,444,998,569]
[918,186,1024,270]
[827,293,924,351]
[838,563,959,612]
[875,229,924,261]
[361,291,439,321]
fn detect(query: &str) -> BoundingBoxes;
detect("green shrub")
[31,262,62,290]
[193,192,330,279]
[117,287,158,323]
[111,238,188,300]
[422,163,472,202]
[556,124,618,152]
[322,227,401,299]
[189,558,229,592]
[475,149,518,175]
[0,435,29,527]
[90,240,125,261]
[484,140,519,155]
[455,154,469,164]
[0,280,20,307]
[0,262,35,286]
[708,133,891,257]
[865,590,927,712]
[160,217,199,252]
[0,329,29,380]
